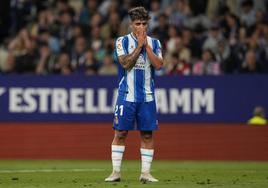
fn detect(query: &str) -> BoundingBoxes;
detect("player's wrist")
[145,44,150,50]
[137,44,144,49]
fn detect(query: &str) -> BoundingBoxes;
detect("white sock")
[111,145,125,172]
[140,148,154,174]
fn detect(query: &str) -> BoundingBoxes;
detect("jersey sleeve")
[115,37,127,57]
[156,39,163,59]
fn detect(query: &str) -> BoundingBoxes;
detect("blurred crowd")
[0,0,268,75]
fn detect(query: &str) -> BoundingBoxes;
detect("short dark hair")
[253,106,266,117]
[128,6,150,21]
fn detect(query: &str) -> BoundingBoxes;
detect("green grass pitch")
[0,160,267,188]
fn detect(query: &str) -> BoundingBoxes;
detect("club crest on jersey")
[117,43,122,50]
[135,54,146,70]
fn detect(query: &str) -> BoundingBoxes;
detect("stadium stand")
[0,0,268,75]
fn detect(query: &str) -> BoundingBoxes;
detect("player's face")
[131,20,148,35]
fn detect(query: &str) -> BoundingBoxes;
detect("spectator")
[151,13,169,46]
[166,53,190,75]
[98,0,118,18]
[30,9,57,40]
[101,12,121,40]
[8,28,32,55]
[98,54,117,75]
[168,0,191,28]
[193,49,220,75]
[165,25,179,61]
[8,28,38,73]
[10,0,35,35]
[79,0,98,25]
[148,0,162,31]
[247,34,266,66]
[258,24,268,72]
[90,26,105,62]
[223,13,240,45]
[70,36,87,71]
[239,0,256,28]
[216,39,240,74]
[2,53,16,74]
[35,43,56,75]
[84,49,99,75]
[239,50,263,73]
[37,29,60,54]
[53,52,72,75]
[58,9,75,51]
[248,106,267,125]
[89,12,103,29]
[0,0,268,76]
[203,23,224,54]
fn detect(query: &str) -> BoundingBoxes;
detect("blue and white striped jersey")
[115,32,162,102]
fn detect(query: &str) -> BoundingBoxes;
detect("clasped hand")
[136,29,147,48]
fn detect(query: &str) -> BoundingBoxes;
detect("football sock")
[140,148,154,173]
[111,145,125,172]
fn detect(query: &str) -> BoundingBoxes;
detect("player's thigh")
[136,101,158,131]
[113,98,136,130]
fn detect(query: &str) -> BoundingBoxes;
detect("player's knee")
[115,131,128,140]
[141,132,153,141]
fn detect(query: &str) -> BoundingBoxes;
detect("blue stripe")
[151,39,158,100]
[143,67,146,102]
[122,36,129,54]
[115,48,127,99]
[152,39,158,54]
[112,150,124,154]
[135,47,145,102]
[114,51,122,81]
[133,38,138,102]
[141,154,153,157]
[142,48,146,102]
[145,51,149,102]
[124,70,127,100]
[135,69,144,102]
[150,66,155,100]
[134,68,137,102]
[122,36,129,100]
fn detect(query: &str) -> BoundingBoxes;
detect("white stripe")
[157,40,163,59]
[126,68,135,102]
[118,77,124,87]
[145,37,154,102]
[126,35,135,102]
[0,168,104,174]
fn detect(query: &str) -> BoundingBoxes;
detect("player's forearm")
[120,47,143,71]
[145,45,163,70]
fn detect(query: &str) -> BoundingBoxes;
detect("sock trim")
[141,153,153,157]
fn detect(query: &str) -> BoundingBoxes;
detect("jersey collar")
[130,32,137,41]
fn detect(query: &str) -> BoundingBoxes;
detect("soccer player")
[105,6,163,182]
